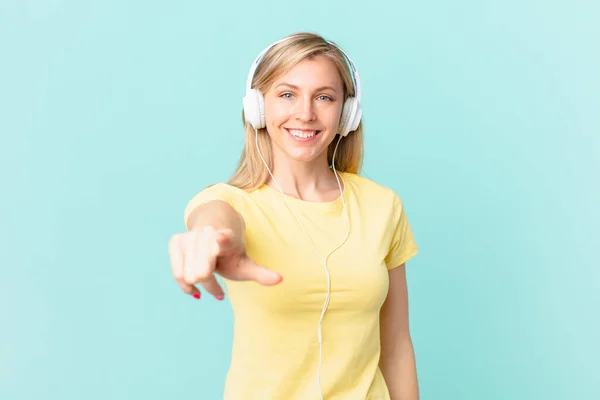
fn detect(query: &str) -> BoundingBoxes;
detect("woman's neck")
[267,156,343,202]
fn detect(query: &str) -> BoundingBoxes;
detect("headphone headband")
[243,35,363,136]
[245,36,361,101]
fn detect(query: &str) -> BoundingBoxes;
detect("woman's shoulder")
[343,172,402,203]
[187,182,255,208]
[184,182,252,227]
[201,182,249,196]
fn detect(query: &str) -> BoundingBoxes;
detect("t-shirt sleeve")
[384,194,419,270]
[183,183,235,231]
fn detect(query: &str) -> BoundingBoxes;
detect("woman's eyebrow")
[276,82,338,93]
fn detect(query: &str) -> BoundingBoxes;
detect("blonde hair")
[227,32,364,191]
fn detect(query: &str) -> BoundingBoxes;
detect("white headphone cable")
[254,127,350,400]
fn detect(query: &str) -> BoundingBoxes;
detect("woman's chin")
[288,154,318,163]
[271,139,328,165]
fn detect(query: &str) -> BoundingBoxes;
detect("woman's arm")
[187,200,245,239]
[171,199,281,300]
[379,263,420,400]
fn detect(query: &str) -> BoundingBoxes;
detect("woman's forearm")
[380,338,420,400]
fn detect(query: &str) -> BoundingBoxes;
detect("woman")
[168,32,420,400]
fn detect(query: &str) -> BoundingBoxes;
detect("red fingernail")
[193,293,200,299]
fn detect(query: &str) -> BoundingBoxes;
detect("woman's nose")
[294,97,316,122]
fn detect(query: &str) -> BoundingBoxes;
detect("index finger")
[168,234,185,279]
[222,256,283,286]
[169,234,201,298]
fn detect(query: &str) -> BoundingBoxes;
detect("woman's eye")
[279,93,332,101]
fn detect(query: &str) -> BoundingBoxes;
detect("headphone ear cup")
[257,91,266,128]
[348,100,362,133]
[243,89,266,129]
[338,97,351,137]
[339,97,361,137]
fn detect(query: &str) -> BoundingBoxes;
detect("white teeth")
[288,129,317,138]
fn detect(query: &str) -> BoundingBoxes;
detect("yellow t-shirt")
[184,172,418,400]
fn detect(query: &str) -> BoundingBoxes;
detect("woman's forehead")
[271,55,343,90]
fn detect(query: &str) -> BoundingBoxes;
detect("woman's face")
[263,55,345,165]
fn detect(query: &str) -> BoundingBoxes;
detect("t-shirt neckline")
[256,171,350,213]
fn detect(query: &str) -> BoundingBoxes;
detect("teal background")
[1,0,598,399]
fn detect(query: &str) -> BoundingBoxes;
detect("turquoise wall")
[1,1,598,399]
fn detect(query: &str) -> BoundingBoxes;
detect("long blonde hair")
[227,32,364,191]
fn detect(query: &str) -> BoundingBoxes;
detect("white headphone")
[243,35,360,399]
[242,36,363,137]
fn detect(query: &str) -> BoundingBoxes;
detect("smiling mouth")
[285,128,321,140]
